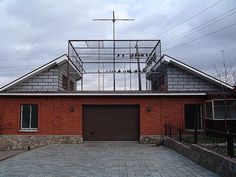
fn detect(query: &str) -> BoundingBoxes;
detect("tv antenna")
[93,11,134,40]
[93,11,134,90]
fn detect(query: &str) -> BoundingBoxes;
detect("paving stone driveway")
[0,142,219,177]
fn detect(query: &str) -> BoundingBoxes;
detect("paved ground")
[0,150,25,161]
[0,142,219,177]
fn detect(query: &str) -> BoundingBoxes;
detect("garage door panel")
[83,105,140,141]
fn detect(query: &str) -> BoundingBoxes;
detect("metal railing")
[164,123,235,158]
[67,40,161,91]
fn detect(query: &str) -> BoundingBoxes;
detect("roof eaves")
[0,54,68,92]
[162,54,234,90]
[0,92,207,96]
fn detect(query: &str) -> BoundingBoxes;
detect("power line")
[163,22,236,52]
[152,0,223,38]
[162,8,236,46]
[0,69,33,72]
[0,54,61,69]
[0,54,60,62]
[0,65,40,69]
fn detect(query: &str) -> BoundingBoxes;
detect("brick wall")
[152,63,221,92]
[7,66,60,92]
[6,63,77,93]
[0,98,5,132]
[0,96,205,137]
[167,64,221,92]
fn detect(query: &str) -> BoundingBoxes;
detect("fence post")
[179,129,182,142]
[194,127,197,144]
[227,132,235,158]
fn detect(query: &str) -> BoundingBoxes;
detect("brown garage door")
[83,105,140,141]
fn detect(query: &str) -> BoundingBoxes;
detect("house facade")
[0,40,235,150]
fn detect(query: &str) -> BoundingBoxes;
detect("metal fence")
[68,40,161,91]
[164,123,235,158]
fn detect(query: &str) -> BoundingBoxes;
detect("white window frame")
[20,105,38,130]
[204,99,236,120]
[205,100,214,119]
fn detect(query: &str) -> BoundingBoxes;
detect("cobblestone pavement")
[0,150,25,161]
[0,142,219,177]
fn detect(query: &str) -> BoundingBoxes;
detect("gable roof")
[152,54,234,90]
[0,54,80,92]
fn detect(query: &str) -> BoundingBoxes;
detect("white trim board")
[0,92,207,96]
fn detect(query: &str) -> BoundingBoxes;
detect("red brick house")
[0,40,235,150]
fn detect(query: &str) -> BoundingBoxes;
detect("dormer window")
[69,80,75,91]
[158,74,164,86]
[62,75,68,90]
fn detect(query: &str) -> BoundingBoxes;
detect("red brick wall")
[0,96,205,136]
[0,98,5,133]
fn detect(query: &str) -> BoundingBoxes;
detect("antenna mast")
[93,11,134,90]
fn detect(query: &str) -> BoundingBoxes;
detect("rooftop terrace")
[68,40,161,91]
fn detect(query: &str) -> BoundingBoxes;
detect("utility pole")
[93,11,134,91]
[135,43,142,91]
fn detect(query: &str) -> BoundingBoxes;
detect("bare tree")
[232,70,236,87]
[214,50,236,133]
[214,50,235,86]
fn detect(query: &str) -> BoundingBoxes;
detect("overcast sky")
[0,0,236,87]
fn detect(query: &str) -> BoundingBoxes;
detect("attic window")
[158,74,164,86]
[69,80,75,91]
[62,75,68,90]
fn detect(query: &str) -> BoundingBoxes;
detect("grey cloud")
[0,0,236,87]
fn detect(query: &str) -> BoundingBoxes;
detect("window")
[205,100,236,120]
[69,80,75,91]
[185,104,202,129]
[62,75,68,90]
[214,100,236,120]
[21,104,38,130]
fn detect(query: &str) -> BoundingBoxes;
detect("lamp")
[147,106,152,112]
[69,106,75,112]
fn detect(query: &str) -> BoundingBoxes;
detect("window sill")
[205,118,236,121]
[19,129,38,132]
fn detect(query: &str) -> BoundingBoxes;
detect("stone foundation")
[140,135,163,145]
[0,135,163,150]
[0,135,83,150]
